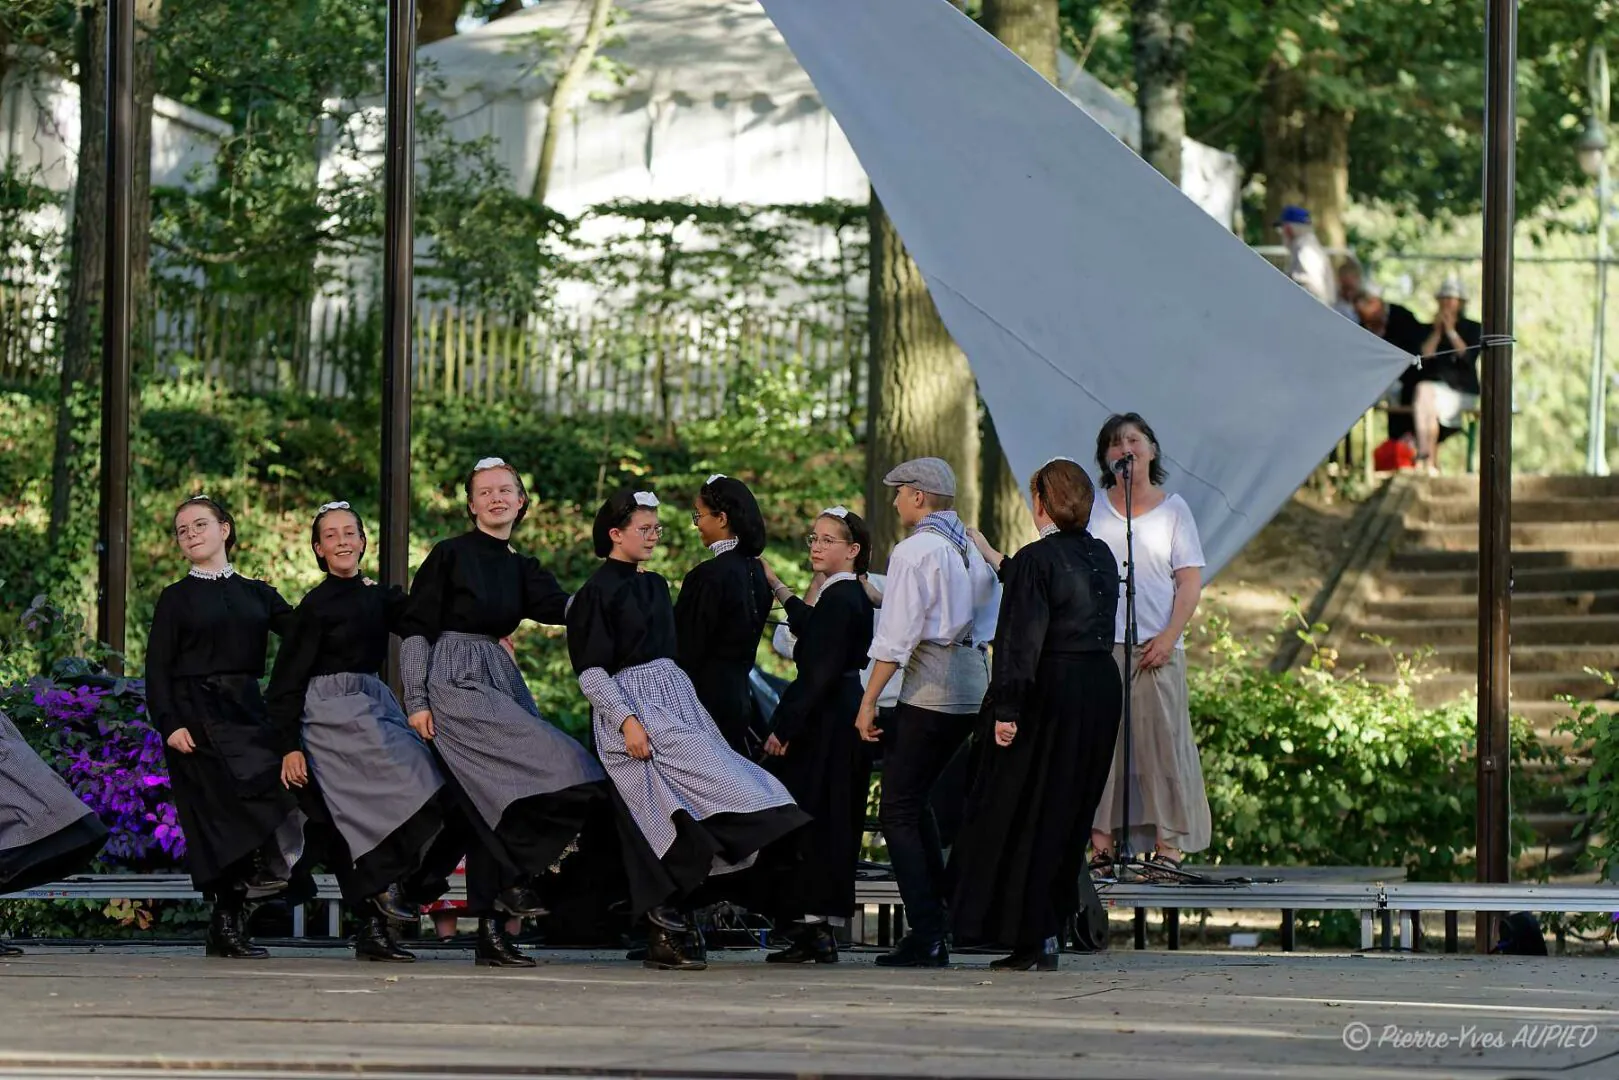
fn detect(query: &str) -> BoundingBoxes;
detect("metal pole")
[1588,45,1611,478]
[97,0,134,669]
[1476,0,1517,953]
[381,0,417,688]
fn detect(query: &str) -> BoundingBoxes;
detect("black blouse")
[987,530,1119,728]
[673,548,771,683]
[566,558,678,676]
[144,573,294,738]
[264,574,406,747]
[398,528,569,642]
[769,579,875,744]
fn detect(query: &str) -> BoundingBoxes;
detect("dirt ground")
[1193,487,1365,664]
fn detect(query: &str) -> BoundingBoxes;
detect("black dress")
[396,529,609,914]
[0,709,108,894]
[144,572,305,894]
[764,577,875,921]
[569,558,808,916]
[951,530,1122,950]
[264,575,445,903]
[675,547,772,755]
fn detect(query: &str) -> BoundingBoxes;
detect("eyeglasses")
[805,533,850,549]
[632,524,664,539]
[175,521,215,539]
[690,510,710,526]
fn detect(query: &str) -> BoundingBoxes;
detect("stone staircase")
[1323,474,1619,869]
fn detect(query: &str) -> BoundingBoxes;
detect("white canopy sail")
[758,0,1411,575]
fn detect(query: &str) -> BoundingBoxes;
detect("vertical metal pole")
[381,0,417,687]
[97,0,134,669]
[1476,0,1517,953]
[1589,46,1612,478]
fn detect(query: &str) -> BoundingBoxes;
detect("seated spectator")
[1333,257,1364,322]
[1276,205,1334,305]
[1409,277,1482,474]
[1354,284,1428,442]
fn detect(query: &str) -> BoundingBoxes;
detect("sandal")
[1088,850,1116,880]
[1138,851,1185,883]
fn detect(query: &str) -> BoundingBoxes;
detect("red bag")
[1373,436,1417,472]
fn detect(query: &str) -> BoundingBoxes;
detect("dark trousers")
[878,702,975,943]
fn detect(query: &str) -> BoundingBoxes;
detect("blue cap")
[1276,204,1312,226]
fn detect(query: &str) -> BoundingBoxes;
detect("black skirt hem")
[0,814,109,895]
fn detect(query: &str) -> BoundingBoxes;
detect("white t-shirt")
[1088,491,1206,649]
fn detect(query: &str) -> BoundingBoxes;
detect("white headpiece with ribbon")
[473,456,507,471]
[633,491,660,508]
[821,505,850,519]
[1041,455,1081,468]
[706,473,727,485]
[317,500,351,513]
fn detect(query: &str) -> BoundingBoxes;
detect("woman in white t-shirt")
[1087,413,1212,879]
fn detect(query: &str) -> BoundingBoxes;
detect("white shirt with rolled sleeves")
[1089,492,1205,650]
[867,531,1000,667]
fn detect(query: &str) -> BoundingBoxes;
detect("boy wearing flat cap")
[857,456,1000,967]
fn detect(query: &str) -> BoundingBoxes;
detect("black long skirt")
[295,780,443,903]
[163,674,305,894]
[762,673,872,920]
[951,652,1122,948]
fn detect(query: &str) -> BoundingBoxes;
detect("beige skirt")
[1091,645,1212,854]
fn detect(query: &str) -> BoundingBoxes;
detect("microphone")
[1111,453,1135,475]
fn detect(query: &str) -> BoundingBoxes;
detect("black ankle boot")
[0,940,22,958]
[475,916,535,968]
[767,923,839,964]
[356,915,416,963]
[369,884,420,924]
[205,904,269,960]
[990,936,1059,972]
[644,921,707,971]
[874,933,949,968]
[238,848,288,897]
[494,884,547,918]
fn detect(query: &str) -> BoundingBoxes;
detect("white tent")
[758,0,1410,576]
[415,0,1240,225]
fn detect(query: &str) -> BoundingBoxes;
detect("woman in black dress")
[568,489,809,972]
[145,495,306,959]
[266,502,448,964]
[674,474,772,755]
[757,506,876,964]
[0,709,110,956]
[398,457,610,968]
[952,458,1122,970]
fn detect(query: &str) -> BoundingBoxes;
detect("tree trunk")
[979,0,1056,555]
[530,0,614,205]
[48,1,108,551]
[47,0,159,554]
[489,0,524,18]
[418,0,461,46]
[1261,59,1351,251]
[865,193,979,567]
[1131,0,1192,184]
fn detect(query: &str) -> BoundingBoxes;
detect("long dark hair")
[1095,413,1168,489]
[309,503,366,572]
[698,474,766,557]
[173,494,237,555]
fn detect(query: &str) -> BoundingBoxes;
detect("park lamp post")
[1577,43,1611,477]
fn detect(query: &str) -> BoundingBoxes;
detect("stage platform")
[0,947,1615,1080]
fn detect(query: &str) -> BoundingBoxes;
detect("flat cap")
[882,457,956,498]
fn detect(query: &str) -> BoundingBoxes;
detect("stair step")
[1421,475,1619,499]
[1378,566,1619,597]
[1363,590,1619,620]
[1512,698,1619,729]
[1336,643,1619,675]
[1407,496,1619,525]
[1378,671,1616,707]
[1401,521,1619,550]
[1521,812,1588,844]
[1389,547,1619,573]
[1352,614,1619,646]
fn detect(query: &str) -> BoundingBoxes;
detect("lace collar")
[1038,523,1062,539]
[188,564,236,581]
[709,537,740,555]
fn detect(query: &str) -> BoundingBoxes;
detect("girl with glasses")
[397,458,611,968]
[145,495,306,959]
[755,506,876,964]
[264,502,449,964]
[568,489,808,971]
[673,474,772,755]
